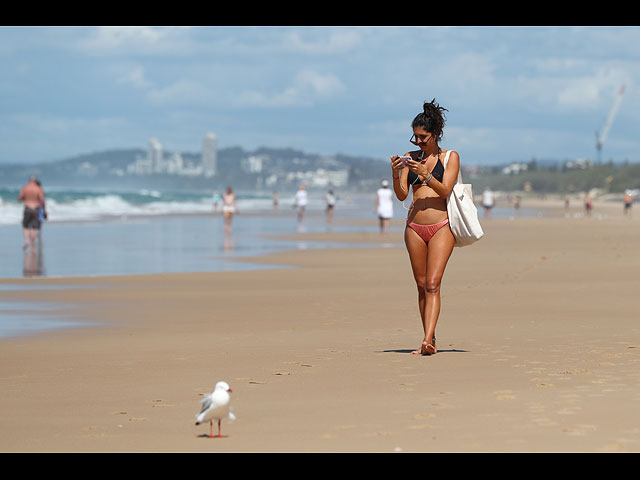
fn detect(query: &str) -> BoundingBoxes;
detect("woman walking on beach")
[222,187,237,233]
[390,99,460,355]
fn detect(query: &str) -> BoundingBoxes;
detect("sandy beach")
[1,201,639,452]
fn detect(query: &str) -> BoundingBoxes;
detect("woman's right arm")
[390,155,409,201]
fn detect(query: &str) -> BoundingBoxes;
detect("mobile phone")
[399,155,412,166]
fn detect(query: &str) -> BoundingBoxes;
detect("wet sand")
[1,202,639,452]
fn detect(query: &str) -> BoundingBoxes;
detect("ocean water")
[0,188,405,278]
[0,187,534,339]
[0,187,539,278]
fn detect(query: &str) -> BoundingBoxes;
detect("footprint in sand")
[431,402,456,409]
[531,417,558,427]
[560,369,592,376]
[494,389,516,400]
[413,413,435,420]
[557,406,582,415]
[408,424,431,430]
[562,424,598,436]
[335,425,358,431]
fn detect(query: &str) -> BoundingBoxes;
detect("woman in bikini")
[222,186,237,233]
[390,99,460,356]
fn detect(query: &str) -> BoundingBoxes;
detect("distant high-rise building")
[202,133,217,177]
[148,138,164,173]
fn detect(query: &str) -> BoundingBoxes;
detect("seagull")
[195,381,236,438]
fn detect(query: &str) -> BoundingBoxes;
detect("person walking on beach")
[325,189,336,224]
[212,192,221,212]
[390,99,459,356]
[584,192,593,217]
[18,176,46,251]
[623,191,633,217]
[294,185,308,222]
[222,187,237,233]
[34,179,47,240]
[482,187,495,218]
[375,180,394,234]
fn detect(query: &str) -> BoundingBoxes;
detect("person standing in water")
[18,176,46,251]
[222,187,237,233]
[211,192,221,212]
[34,179,47,241]
[375,180,394,234]
[294,185,308,222]
[390,99,459,356]
[325,189,336,224]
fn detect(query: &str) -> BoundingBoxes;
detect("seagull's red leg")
[218,419,222,437]
[209,420,213,438]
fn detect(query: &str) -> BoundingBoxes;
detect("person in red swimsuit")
[389,99,460,356]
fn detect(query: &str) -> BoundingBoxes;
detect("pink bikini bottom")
[406,218,449,244]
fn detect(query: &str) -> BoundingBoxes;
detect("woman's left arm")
[430,151,459,199]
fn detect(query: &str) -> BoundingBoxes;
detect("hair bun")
[412,98,448,142]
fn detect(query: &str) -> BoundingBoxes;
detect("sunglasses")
[410,133,433,145]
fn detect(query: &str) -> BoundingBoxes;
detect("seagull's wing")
[199,393,213,414]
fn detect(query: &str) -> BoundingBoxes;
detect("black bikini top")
[407,150,447,186]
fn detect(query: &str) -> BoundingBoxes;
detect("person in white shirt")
[375,180,394,234]
[294,185,308,222]
[325,189,336,224]
[482,187,495,218]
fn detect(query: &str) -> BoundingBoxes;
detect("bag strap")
[443,149,462,184]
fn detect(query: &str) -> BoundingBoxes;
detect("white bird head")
[215,381,232,393]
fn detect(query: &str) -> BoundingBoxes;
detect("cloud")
[76,26,193,56]
[283,29,362,54]
[118,65,152,89]
[146,69,346,109]
[234,69,346,108]
[146,80,211,106]
[556,67,629,111]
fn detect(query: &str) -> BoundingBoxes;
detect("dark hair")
[411,99,448,143]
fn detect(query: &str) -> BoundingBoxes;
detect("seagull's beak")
[228,388,232,393]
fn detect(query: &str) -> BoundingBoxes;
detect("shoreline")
[1,213,640,452]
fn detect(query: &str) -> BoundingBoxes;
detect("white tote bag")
[444,151,484,247]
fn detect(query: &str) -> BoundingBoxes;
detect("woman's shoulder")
[443,148,459,156]
[443,149,460,162]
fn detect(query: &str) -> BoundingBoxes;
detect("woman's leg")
[404,226,429,354]
[422,225,455,353]
[223,212,233,233]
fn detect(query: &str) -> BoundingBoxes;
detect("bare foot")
[411,337,437,355]
[411,342,428,355]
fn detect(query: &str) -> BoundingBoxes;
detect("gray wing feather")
[199,394,213,414]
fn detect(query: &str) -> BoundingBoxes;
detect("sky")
[1,25,638,167]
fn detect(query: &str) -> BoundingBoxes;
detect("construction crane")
[595,84,626,163]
